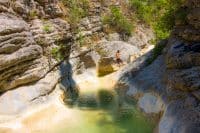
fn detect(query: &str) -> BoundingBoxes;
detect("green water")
[50,90,155,133]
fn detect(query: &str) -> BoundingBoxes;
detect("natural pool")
[0,72,156,133]
[46,89,156,133]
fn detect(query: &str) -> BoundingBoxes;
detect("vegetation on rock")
[146,40,167,65]
[43,23,53,33]
[129,0,186,41]
[51,42,71,61]
[62,0,89,28]
[29,9,38,19]
[103,6,134,38]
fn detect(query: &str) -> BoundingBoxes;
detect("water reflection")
[53,89,156,133]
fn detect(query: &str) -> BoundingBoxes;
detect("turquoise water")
[49,90,155,133]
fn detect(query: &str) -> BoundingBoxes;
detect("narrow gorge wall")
[159,1,200,132]
[117,0,200,133]
[0,0,199,133]
[166,0,200,93]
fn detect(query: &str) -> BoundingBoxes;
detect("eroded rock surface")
[117,0,200,133]
[0,71,59,115]
[0,0,71,115]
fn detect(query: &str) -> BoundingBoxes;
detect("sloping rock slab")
[0,72,59,115]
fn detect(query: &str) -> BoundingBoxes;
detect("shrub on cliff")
[103,6,134,38]
[62,0,89,28]
[129,0,185,41]
[51,43,70,61]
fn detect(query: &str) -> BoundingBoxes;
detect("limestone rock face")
[98,40,140,62]
[159,2,200,131]
[31,18,71,47]
[117,0,200,132]
[11,0,63,19]
[105,24,155,50]
[107,33,121,41]
[118,55,200,133]
[139,93,164,114]
[166,39,200,69]
[159,96,200,133]
[122,56,166,115]
[165,0,200,92]
[0,71,59,115]
[0,14,44,91]
[128,25,155,49]
[173,0,200,42]
[0,0,71,115]
[0,0,71,92]
[167,67,200,91]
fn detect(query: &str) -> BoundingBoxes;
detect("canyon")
[0,0,199,133]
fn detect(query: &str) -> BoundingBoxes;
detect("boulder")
[97,57,115,77]
[79,54,96,69]
[98,40,140,62]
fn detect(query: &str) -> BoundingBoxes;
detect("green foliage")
[129,0,185,41]
[43,24,52,33]
[103,6,134,37]
[129,0,151,22]
[29,9,37,19]
[51,47,62,61]
[149,39,157,45]
[146,42,166,65]
[62,0,89,28]
[77,32,87,47]
[51,44,69,61]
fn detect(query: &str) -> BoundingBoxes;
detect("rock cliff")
[117,0,200,133]
[0,0,71,115]
[0,0,154,116]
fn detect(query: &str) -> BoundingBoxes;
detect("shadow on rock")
[59,61,79,106]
